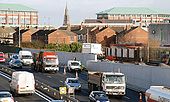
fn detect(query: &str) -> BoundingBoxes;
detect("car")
[89,91,110,102]
[0,91,14,102]
[10,54,20,60]
[9,59,22,68]
[0,52,6,63]
[65,78,81,91]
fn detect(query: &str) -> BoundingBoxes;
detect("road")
[0,72,49,102]
[10,65,146,102]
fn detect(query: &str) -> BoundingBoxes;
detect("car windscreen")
[68,79,78,83]
[71,62,79,66]
[13,55,19,59]
[14,60,21,64]
[94,92,107,98]
[0,93,11,98]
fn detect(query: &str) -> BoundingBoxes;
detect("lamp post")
[18,26,21,47]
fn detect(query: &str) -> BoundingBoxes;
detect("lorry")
[88,71,126,96]
[19,50,33,66]
[34,51,59,73]
[145,86,170,102]
[9,71,35,96]
[82,43,102,54]
[67,60,81,72]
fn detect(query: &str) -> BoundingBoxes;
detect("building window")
[70,36,74,42]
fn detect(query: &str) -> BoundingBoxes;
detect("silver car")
[65,78,81,91]
[9,59,22,68]
[0,91,14,102]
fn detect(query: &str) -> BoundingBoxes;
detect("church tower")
[63,3,70,26]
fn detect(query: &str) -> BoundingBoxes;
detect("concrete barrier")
[87,61,170,92]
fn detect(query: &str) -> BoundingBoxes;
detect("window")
[70,36,74,42]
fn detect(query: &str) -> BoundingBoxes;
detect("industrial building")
[85,7,170,27]
[0,3,38,26]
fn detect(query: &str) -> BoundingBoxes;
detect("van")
[10,71,35,95]
[19,51,33,65]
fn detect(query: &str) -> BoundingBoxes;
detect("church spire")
[63,2,70,26]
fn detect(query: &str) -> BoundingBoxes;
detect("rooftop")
[0,3,37,12]
[97,7,170,15]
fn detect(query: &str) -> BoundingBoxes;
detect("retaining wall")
[86,61,170,92]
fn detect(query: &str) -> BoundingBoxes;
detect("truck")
[34,51,59,73]
[82,43,102,54]
[67,60,81,72]
[88,71,126,96]
[19,50,33,66]
[145,86,170,102]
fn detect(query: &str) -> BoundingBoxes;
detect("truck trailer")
[34,51,59,73]
[88,71,126,96]
[145,86,170,102]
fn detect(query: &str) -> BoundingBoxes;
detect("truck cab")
[88,72,126,96]
[35,51,59,73]
[67,60,81,72]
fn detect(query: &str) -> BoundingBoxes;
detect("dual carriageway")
[0,62,146,102]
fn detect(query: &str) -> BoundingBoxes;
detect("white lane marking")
[124,96,130,100]
[35,90,52,102]
[0,71,53,102]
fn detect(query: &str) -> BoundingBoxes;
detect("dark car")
[89,91,110,102]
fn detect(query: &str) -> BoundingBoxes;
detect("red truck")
[33,51,59,73]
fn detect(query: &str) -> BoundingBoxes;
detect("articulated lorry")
[145,86,170,102]
[88,71,126,96]
[34,51,59,73]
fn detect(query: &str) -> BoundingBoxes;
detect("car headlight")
[96,100,100,102]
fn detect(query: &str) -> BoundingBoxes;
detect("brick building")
[0,3,38,25]
[31,29,77,44]
[117,27,148,45]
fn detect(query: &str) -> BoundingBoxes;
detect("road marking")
[124,96,130,100]
[0,71,53,102]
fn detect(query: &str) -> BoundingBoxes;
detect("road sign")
[59,86,67,95]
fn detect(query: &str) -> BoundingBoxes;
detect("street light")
[18,26,21,47]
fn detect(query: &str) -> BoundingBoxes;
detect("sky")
[1,0,170,27]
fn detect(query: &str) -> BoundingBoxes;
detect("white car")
[65,78,81,91]
[0,91,14,102]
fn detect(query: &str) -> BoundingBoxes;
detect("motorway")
[3,64,146,102]
[0,72,49,102]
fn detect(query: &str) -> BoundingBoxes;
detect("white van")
[10,71,35,95]
[19,51,33,65]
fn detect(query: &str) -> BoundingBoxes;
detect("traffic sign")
[59,86,67,95]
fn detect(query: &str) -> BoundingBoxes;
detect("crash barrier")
[87,60,170,92]
[0,64,79,102]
